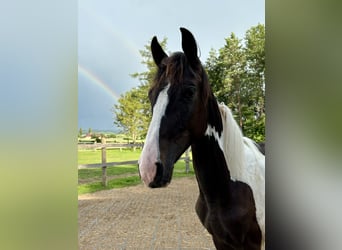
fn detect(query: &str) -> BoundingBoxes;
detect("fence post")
[185,148,190,174]
[101,146,107,187]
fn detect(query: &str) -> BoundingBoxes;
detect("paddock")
[78,177,215,249]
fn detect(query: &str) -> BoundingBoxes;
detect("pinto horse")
[138,28,265,250]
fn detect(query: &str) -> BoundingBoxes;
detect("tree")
[114,24,265,142]
[244,24,265,141]
[113,38,168,141]
[78,128,83,137]
[131,38,168,87]
[206,33,249,129]
[221,33,247,129]
[114,87,146,143]
[205,24,265,141]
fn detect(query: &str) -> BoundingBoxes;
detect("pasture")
[78,148,194,195]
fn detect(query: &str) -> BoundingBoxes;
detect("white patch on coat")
[205,125,224,152]
[138,84,170,186]
[205,103,265,249]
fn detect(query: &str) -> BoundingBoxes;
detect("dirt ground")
[78,177,216,250]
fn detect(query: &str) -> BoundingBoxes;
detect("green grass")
[78,176,141,195]
[78,165,138,180]
[78,148,194,195]
[78,148,141,164]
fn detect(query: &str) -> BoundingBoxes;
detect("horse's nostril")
[148,162,168,188]
[155,162,163,178]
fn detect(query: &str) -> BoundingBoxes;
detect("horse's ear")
[151,36,168,67]
[180,27,199,66]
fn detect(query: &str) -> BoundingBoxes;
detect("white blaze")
[138,84,170,186]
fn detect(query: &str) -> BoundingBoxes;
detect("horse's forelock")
[165,53,185,85]
[151,52,210,107]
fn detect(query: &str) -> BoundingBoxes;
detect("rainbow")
[78,5,142,102]
[78,64,119,101]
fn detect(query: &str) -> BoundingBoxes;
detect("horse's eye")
[183,87,195,99]
[184,90,192,98]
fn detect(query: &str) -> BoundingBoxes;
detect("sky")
[78,0,264,131]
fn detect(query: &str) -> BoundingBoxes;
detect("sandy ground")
[78,177,215,250]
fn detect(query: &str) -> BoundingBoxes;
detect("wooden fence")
[78,144,191,187]
[78,143,143,150]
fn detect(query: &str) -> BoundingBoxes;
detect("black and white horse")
[138,28,265,250]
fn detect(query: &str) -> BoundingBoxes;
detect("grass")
[78,176,141,195]
[78,148,141,164]
[78,148,194,195]
[78,165,138,179]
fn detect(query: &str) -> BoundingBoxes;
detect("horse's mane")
[219,103,265,244]
[218,103,246,180]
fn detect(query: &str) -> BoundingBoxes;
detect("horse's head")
[138,28,211,188]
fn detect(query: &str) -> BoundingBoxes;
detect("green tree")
[113,38,168,140]
[244,24,265,141]
[205,24,265,141]
[114,87,145,143]
[221,33,247,128]
[206,33,249,129]
[131,37,168,86]
[78,128,83,137]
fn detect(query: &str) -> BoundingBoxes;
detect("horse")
[138,27,265,250]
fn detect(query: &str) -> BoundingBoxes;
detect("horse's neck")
[191,136,231,203]
[191,98,232,203]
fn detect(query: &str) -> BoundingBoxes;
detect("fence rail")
[78,145,191,187]
[78,160,138,169]
[78,143,143,150]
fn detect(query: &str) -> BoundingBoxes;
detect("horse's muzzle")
[148,162,171,188]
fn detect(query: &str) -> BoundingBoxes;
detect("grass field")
[78,148,194,195]
[78,148,141,164]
